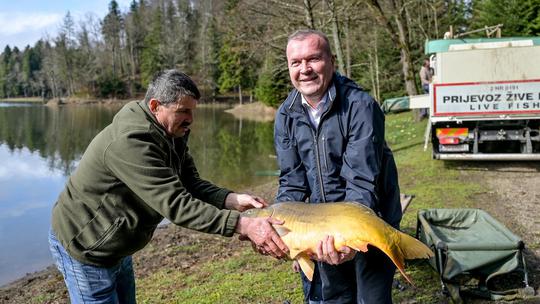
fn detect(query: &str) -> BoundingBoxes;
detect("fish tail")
[397,267,414,286]
[382,246,413,285]
[386,232,434,285]
[399,232,434,260]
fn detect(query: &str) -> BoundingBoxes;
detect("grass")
[137,249,302,304]
[135,111,483,303]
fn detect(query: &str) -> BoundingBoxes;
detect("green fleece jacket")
[51,100,240,267]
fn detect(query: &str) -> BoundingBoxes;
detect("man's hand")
[225,193,268,212]
[236,216,289,259]
[311,235,356,265]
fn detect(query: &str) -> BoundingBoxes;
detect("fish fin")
[289,248,302,259]
[347,240,370,253]
[296,253,315,281]
[399,232,434,260]
[389,231,434,286]
[274,225,291,237]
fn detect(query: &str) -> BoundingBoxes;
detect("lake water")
[0,102,278,286]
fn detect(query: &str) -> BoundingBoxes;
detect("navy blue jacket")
[274,74,402,303]
[274,74,401,227]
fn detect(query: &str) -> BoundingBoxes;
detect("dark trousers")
[301,246,396,304]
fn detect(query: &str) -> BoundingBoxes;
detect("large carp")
[242,202,433,284]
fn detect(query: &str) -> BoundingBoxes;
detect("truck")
[410,37,540,160]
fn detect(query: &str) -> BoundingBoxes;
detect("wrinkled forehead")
[286,35,329,58]
[172,96,197,109]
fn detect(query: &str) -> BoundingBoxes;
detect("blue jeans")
[48,229,136,304]
[301,247,395,303]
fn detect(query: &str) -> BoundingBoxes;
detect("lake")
[0,102,278,286]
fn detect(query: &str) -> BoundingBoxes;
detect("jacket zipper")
[311,128,327,203]
[170,138,185,176]
[321,135,329,172]
[314,93,335,203]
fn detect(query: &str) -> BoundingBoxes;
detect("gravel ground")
[448,161,540,302]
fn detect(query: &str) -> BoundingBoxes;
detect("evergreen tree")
[125,0,147,95]
[469,0,525,36]
[255,54,289,108]
[140,4,165,86]
[0,46,11,98]
[218,39,243,94]
[102,0,124,77]
[523,0,540,35]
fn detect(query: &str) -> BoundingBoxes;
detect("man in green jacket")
[49,69,288,304]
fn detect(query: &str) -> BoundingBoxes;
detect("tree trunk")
[344,17,351,77]
[238,84,243,105]
[365,0,418,96]
[326,0,345,75]
[365,0,420,119]
[303,0,315,29]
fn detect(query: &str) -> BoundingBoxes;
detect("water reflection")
[0,145,66,285]
[0,102,277,286]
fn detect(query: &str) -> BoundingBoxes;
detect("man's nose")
[300,60,312,73]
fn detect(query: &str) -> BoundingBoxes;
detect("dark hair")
[287,29,333,57]
[144,69,200,105]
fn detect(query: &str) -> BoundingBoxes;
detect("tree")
[140,3,165,86]
[255,54,290,107]
[364,0,418,97]
[469,0,525,36]
[102,0,124,77]
[0,46,11,98]
[53,12,77,96]
[523,0,540,35]
[218,39,246,102]
[125,0,148,95]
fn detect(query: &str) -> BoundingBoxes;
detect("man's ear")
[149,98,160,113]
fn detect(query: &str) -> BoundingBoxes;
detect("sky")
[0,0,132,51]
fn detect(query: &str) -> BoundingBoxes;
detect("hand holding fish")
[225,193,268,211]
[236,215,289,259]
[312,235,356,265]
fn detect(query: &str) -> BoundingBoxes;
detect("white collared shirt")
[301,90,330,129]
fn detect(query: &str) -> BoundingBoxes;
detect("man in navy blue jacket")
[274,29,402,303]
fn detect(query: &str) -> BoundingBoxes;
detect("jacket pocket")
[86,217,125,251]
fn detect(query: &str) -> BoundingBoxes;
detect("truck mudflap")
[435,153,540,161]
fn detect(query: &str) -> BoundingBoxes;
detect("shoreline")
[224,102,276,122]
[0,180,280,301]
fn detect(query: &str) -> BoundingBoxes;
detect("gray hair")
[144,69,200,105]
[287,29,333,57]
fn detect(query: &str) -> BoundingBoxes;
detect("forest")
[0,0,539,107]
